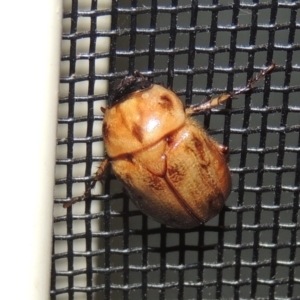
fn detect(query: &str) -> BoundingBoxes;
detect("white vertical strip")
[52,1,112,298]
[0,1,62,299]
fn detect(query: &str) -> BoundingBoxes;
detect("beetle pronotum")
[64,64,275,229]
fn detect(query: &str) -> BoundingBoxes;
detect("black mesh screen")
[51,0,300,299]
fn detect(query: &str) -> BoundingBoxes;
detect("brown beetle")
[64,64,275,229]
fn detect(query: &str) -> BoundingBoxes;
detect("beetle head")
[109,71,152,107]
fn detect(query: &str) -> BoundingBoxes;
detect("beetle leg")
[63,157,110,208]
[186,63,275,116]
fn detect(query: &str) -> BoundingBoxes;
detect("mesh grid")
[51,0,300,299]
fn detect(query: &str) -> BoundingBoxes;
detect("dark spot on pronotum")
[158,94,173,110]
[131,122,144,143]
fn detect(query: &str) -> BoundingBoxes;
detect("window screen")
[51,1,300,299]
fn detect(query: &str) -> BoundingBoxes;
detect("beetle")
[64,64,275,229]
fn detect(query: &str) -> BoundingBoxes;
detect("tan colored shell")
[64,65,276,226]
[103,84,231,229]
[103,84,186,157]
[111,118,231,229]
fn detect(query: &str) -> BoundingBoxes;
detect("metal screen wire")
[51,0,300,299]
